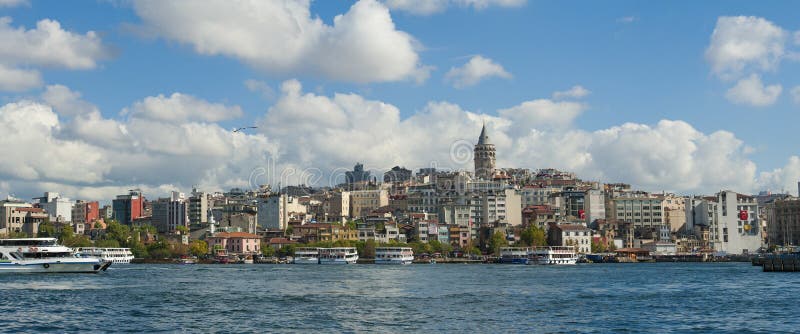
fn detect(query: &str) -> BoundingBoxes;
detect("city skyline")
[0,1,799,201]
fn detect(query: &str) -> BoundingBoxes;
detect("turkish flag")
[739,210,748,221]
[579,209,586,219]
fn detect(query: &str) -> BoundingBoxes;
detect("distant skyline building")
[346,163,372,184]
[112,190,144,225]
[152,191,189,234]
[34,192,73,223]
[383,166,412,183]
[473,124,496,180]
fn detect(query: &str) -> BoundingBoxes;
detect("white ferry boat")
[375,247,414,265]
[318,247,358,265]
[75,247,134,264]
[530,246,578,265]
[499,247,530,264]
[0,238,111,273]
[293,247,320,264]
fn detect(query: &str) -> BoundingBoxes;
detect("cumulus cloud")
[759,156,800,196]
[0,16,110,92]
[122,92,243,123]
[725,74,782,107]
[41,84,99,117]
[0,0,28,8]
[445,55,511,88]
[385,0,525,15]
[552,85,590,100]
[0,17,110,70]
[792,86,800,104]
[705,16,788,80]
[132,0,429,83]
[1,79,794,200]
[0,64,41,91]
[244,79,276,100]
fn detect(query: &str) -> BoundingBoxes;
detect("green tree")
[488,231,509,256]
[363,239,376,258]
[37,222,56,238]
[95,239,121,248]
[345,220,357,230]
[175,225,189,235]
[261,243,275,257]
[278,244,296,257]
[520,225,547,247]
[285,225,294,236]
[130,241,148,258]
[189,240,209,257]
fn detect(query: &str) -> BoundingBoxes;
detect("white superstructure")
[318,247,358,264]
[293,247,320,264]
[530,246,577,265]
[375,247,413,265]
[0,238,111,273]
[76,247,134,264]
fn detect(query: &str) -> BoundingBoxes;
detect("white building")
[685,191,761,254]
[35,192,73,222]
[258,194,306,230]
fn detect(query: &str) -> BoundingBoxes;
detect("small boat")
[530,246,578,265]
[0,238,111,273]
[499,247,530,264]
[293,248,320,264]
[375,247,414,265]
[318,247,358,264]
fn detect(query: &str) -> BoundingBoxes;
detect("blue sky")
[0,0,798,200]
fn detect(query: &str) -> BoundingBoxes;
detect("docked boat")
[499,247,530,264]
[0,238,111,273]
[375,247,414,265]
[75,247,134,264]
[293,247,320,264]
[530,246,578,265]
[318,247,358,264]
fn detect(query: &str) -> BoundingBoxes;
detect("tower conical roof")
[477,123,490,145]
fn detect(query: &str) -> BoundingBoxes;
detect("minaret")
[474,123,496,180]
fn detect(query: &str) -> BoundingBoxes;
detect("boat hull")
[499,258,530,265]
[0,259,111,273]
[318,258,357,265]
[374,258,414,265]
[292,257,320,264]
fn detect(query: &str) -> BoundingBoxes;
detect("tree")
[345,220,357,230]
[278,244,296,257]
[37,222,56,238]
[95,239,121,248]
[285,225,294,236]
[363,239,376,258]
[488,231,508,256]
[175,225,189,235]
[261,243,275,257]
[189,240,208,257]
[520,225,547,247]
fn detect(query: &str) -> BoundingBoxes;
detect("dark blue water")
[0,263,797,333]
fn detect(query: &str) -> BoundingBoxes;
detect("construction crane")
[233,126,258,133]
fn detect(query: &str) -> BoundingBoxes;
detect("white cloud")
[759,156,800,196]
[552,85,591,100]
[133,0,428,83]
[385,0,525,15]
[0,0,28,8]
[41,84,98,117]
[795,31,800,45]
[498,99,586,134]
[444,55,511,88]
[705,16,788,80]
[791,86,800,104]
[0,17,109,92]
[244,79,276,100]
[2,79,796,200]
[122,92,243,123]
[616,16,637,24]
[0,17,110,70]
[725,74,782,107]
[0,64,41,91]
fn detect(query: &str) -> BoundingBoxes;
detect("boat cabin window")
[0,252,4,260]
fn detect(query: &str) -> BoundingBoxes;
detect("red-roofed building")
[207,232,261,255]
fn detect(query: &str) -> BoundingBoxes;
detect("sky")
[0,0,799,201]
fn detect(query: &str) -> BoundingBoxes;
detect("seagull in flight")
[233,126,258,133]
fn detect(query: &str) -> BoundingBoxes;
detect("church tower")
[474,123,496,180]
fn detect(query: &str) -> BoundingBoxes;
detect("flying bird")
[233,126,258,133]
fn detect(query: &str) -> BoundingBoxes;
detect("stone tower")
[474,123,496,180]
